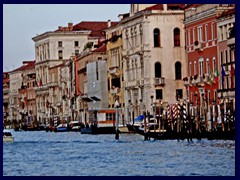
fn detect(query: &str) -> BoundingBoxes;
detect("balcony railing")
[154,77,165,86]
[110,87,120,94]
[227,37,235,47]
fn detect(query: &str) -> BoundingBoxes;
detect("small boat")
[126,115,145,133]
[69,121,82,132]
[3,131,14,142]
[55,123,69,132]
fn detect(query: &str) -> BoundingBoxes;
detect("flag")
[221,65,226,87]
[208,67,214,85]
[230,64,235,88]
[214,66,219,84]
[230,64,235,76]
[35,80,39,87]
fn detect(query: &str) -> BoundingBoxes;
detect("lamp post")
[115,98,119,140]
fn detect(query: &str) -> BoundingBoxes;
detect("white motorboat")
[3,131,14,142]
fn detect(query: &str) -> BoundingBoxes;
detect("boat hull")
[81,125,115,134]
[3,136,14,142]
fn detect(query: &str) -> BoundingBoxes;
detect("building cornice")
[32,30,91,42]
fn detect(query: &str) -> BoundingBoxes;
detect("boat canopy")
[134,115,144,122]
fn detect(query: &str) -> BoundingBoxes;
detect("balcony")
[194,41,203,51]
[110,87,120,95]
[227,37,235,47]
[192,75,205,86]
[154,77,165,86]
[183,77,191,86]
[124,80,140,88]
[109,67,119,76]
[203,74,209,83]
[47,82,58,88]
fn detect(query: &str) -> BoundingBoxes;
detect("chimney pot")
[108,20,111,28]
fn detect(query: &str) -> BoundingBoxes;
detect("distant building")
[104,20,125,125]
[3,72,10,124]
[75,45,108,124]
[8,61,36,124]
[32,21,116,123]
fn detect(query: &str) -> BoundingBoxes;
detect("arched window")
[155,62,162,78]
[153,28,160,47]
[175,62,182,80]
[174,28,180,47]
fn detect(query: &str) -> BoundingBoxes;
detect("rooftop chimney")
[108,20,111,28]
[163,4,167,11]
[68,23,73,31]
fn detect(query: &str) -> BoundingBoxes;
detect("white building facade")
[122,4,187,121]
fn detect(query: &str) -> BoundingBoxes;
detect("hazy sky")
[3,4,130,72]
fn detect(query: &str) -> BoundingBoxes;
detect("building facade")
[184,4,235,130]
[3,72,10,125]
[216,7,235,130]
[121,4,187,122]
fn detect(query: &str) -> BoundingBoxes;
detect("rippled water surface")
[3,130,235,176]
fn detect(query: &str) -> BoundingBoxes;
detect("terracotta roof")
[184,4,202,10]
[91,44,106,53]
[217,8,235,18]
[143,4,186,11]
[10,61,35,73]
[167,4,186,10]
[72,21,118,37]
[144,4,164,11]
[3,78,10,84]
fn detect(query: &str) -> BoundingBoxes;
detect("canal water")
[3,130,235,176]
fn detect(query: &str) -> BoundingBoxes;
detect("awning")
[90,96,101,101]
[81,97,93,102]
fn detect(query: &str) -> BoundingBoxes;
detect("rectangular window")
[225,50,228,64]
[208,91,211,102]
[58,41,62,47]
[188,30,191,46]
[206,58,210,74]
[198,26,203,42]
[156,89,163,100]
[199,58,204,76]
[96,62,99,81]
[189,62,192,76]
[229,49,232,63]
[193,28,196,43]
[75,50,79,56]
[176,89,183,100]
[214,90,217,101]
[220,51,223,65]
[205,24,208,42]
[194,61,197,75]
[212,57,216,73]
[58,50,63,59]
[211,23,215,40]
[74,41,79,47]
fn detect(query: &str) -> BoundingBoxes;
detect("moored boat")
[69,121,82,132]
[55,123,69,132]
[126,115,145,133]
[3,131,14,142]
